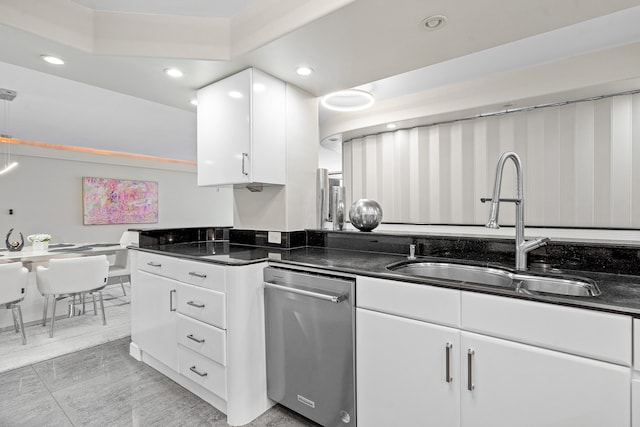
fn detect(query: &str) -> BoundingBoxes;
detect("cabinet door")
[197,68,251,186]
[251,68,285,185]
[136,271,177,370]
[633,380,640,427]
[461,331,630,427]
[356,309,460,427]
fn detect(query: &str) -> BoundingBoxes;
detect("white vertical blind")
[343,93,640,228]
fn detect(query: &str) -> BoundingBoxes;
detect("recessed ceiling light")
[228,91,243,99]
[320,89,375,112]
[41,55,64,65]
[421,15,447,31]
[386,123,397,129]
[164,68,183,78]
[296,66,314,76]
[190,99,198,106]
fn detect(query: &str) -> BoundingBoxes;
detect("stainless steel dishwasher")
[264,267,356,427]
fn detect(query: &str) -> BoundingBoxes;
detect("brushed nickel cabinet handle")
[169,289,176,312]
[188,272,207,279]
[187,301,205,309]
[445,342,453,383]
[189,366,207,377]
[242,152,249,176]
[467,349,475,391]
[187,334,205,344]
[147,262,162,267]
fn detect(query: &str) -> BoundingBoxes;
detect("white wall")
[0,144,233,244]
[318,145,341,174]
[0,60,197,162]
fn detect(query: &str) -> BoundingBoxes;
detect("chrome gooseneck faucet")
[481,151,549,270]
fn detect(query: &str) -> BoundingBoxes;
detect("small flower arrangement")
[27,233,51,243]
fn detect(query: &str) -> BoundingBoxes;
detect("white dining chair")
[0,262,29,345]
[36,255,109,338]
[107,248,130,296]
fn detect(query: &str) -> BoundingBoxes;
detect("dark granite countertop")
[133,242,640,317]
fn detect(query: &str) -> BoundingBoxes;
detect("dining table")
[0,242,127,330]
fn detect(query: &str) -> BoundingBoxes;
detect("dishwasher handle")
[264,281,347,303]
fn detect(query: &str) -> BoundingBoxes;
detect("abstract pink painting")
[83,177,158,225]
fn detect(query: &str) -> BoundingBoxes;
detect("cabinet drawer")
[356,276,460,328]
[178,345,227,399]
[177,282,226,329]
[176,313,226,366]
[462,291,632,366]
[137,252,179,279]
[178,260,226,293]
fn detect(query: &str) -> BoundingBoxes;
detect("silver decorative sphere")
[349,199,383,232]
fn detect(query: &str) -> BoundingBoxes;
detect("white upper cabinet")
[197,68,286,186]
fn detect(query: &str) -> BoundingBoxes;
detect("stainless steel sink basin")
[511,274,601,297]
[391,262,513,287]
[387,261,601,297]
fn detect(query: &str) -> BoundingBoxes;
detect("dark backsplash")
[307,230,640,276]
[137,227,229,247]
[229,229,307,249]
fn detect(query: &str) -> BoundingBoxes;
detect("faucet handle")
[408,244,417,260]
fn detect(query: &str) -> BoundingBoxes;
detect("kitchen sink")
[511,274,601,297]
[387,261,601,297]
[390,262,513,287]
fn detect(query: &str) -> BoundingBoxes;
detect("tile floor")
[0,284,131,373]
[0,336,319,426]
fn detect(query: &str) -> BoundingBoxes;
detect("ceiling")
[70,0,259,18]
[1,0,640,161]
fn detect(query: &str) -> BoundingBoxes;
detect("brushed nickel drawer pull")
[445,342,453,383]
[188,272,207,279]
[189,366,208,377]
[187,334,205,343]
[187,301,205,309]
[467,349,475,391]
[147,262,162,267]
[169,289,176,312]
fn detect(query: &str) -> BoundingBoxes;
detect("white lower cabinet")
[131,252,271,426]
[355,276,632,427]
[460,331,630,427]
[356,308,460,427]
[633,319,640,427]
[135,270,177,370]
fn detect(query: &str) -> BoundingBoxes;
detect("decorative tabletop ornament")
[27,233,52,252]
[348,199,383,232]
[5,228,24,251]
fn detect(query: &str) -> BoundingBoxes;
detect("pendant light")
[0,88,18,175]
